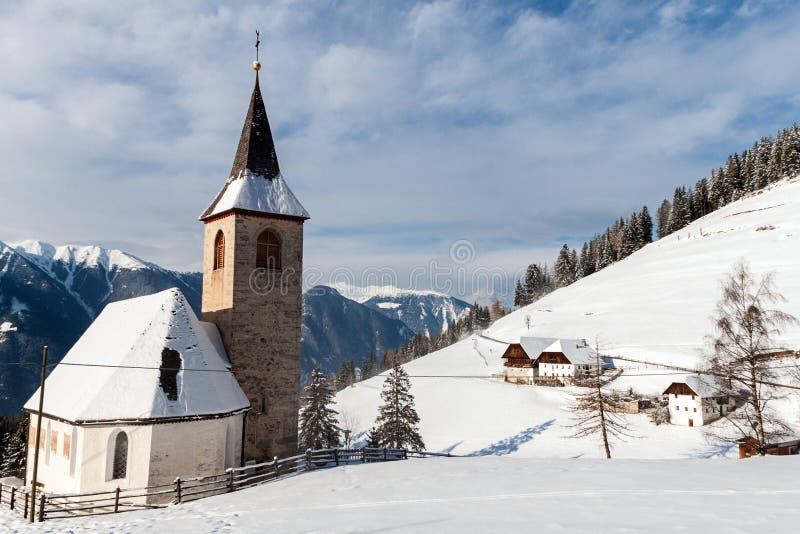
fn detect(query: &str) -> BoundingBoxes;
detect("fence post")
[384,448,388,461]
[10,487,15,510]
[0,483,3,505]
[24,492,29,518]
[305,449,313,471]
[175,478,182,504]
[403,449,408,460]
[38,493,45,522]
[273,456,279,479]
[114,487,120,513]
[228,469,235,493]
[334,448,340,467]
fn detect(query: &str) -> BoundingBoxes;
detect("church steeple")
[199,50,309,222]
[229,74,281,180]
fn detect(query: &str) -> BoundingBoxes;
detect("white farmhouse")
[501,337,600,385]
[662,375,734,427]
[23,288,249,496]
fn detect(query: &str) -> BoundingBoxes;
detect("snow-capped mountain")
[301,286,414,383]
[336,175,800,459]
[0,244,420,414]
[332,284,471,336]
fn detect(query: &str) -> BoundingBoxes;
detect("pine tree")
[578,242,594,278]
[554,244,575,287]
[364,427,381,448]
[595,235,615,270]
[335,360,357,390]
[361,353,377,381]
[656,199,672,239]
[768,135,784,183]
[783,123,800,178]
[298,366,341,450]
[373,361,425,450]
[667,187,691,233]
[0,416,28,478]
[513,279,525,307]
[639,206,653,243]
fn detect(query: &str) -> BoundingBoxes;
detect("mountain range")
[0,240,468,414]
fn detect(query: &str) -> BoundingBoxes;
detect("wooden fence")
[0,448,453,522]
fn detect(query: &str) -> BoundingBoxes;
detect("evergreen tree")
[578,242,594,278]
[361,353,377,381]
[768,135,783,183]
[1,416,28,478]
[639,206,653,243]
[783,123,800,178]
[364,427,381,448]
[554,244,575,288]
[753,138,771,189]
[513,279,525,307]
[656,199,672,239]
[335,359,357,390]
[596,235,615,270]
[373,361,425,450]
[667,187,691,233]
[298,366,341,450]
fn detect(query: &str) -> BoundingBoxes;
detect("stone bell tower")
[200,55,308,461]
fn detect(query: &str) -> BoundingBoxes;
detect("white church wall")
[76,424,153,493]
[147,414,244,488]
[26,417,82,494]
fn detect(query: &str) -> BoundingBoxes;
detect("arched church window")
[256,229,281,269]
[214,231,225,270]
[112,431,128,480]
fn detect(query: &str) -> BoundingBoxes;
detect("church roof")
[24,288,249,424]
[200,74,309,221]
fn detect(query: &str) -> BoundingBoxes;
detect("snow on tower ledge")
[24,288,249,423]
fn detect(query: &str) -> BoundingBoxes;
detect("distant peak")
[9,239,151,272]
[330,283,453,303]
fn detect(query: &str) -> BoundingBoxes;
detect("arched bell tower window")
[214,231,225,270]
[256,229,281,270]
[112,431,128,480]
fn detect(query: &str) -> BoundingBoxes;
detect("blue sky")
[1,1,800,301]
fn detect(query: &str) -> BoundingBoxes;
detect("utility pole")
[29,346,48,522]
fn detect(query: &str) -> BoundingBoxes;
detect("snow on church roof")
[24,288,249,424]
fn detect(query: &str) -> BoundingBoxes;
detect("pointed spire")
[229,74,281,180]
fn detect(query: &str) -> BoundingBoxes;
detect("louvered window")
[214,231,225,270]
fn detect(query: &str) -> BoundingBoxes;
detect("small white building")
[662,375,734,427]
[502,337,600,385]
[23,288,249,497]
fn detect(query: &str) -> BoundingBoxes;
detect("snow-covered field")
[3,456,799,533]
[336,176,800,458]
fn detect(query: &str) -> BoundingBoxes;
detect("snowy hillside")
[336,176,800,458]
[332,284,470,336]
[4,456,800,532]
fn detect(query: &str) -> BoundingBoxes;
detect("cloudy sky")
[1,0,800,301]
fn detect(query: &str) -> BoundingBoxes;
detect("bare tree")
[339,410,360,449]
[706,261,798,455]
[568,339,634,458]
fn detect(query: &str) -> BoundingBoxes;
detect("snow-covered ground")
[3,456,800,533]
[336,176,800,458]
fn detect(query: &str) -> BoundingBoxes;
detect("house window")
[50,431,58,454]
[693,408,697,413]
[685,407,688,411]
[159,348,182,401]
[213,231,225,270]
[63,434,71,459]
[256,229,281,269]
[692,395,695,400]
[112,432,128,480]
[675,406,679,411]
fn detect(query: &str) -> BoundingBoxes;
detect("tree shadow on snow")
[439,441,463,455]
[467,420,556,457]
[688,441,738,459]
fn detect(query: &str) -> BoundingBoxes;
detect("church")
[22,56,308,494]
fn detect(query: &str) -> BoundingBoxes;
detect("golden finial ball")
[253,61,262,71]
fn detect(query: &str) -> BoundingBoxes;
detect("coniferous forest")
[514,123,800,306]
